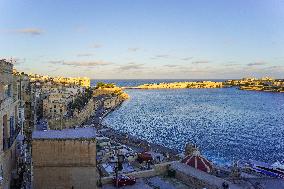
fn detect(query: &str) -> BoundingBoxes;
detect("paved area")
[146,176,189,189]
[102,176,190,189]
[102,178,152,189]
[246,178,284,189]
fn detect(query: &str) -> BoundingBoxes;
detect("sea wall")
[93,92,128,120]
[171,162,241,189]
[48,87,128,130]
[100,162,171,185]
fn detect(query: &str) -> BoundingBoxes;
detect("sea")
[91,79,284,166]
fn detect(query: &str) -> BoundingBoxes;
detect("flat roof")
[32,127,96,140]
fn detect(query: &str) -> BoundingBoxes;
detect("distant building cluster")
[225,77,284,92]
[42,87,83,119]
[29,74,91,88]
[135,81,223,89]
[28,72,91,122]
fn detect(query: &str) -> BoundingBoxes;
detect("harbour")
[97,81,284,166]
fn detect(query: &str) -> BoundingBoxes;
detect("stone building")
[0,59,22,188]
[47,99,95,130]
[30,75,91,88]
[53,77,91,88]
[42,93,69,119]
[32,127,97,189]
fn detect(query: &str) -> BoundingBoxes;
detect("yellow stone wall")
[0,142,17,189]
[48,99,95,130]
[33,167,97,189]
[32,139,97,189]
[32,140,96,167]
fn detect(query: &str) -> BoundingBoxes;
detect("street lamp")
[115,154,125,188]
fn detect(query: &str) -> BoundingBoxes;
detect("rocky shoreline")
[84,93,180,160]
[224,78,284,93]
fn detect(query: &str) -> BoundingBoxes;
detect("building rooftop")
[32,127,96,140]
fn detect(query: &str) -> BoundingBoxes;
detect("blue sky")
[0,0,283,79]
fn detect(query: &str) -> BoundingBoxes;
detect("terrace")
[32,127,96,140]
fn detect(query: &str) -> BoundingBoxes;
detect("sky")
[0,0,284,79]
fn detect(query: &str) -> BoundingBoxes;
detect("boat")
[241,160,284,179]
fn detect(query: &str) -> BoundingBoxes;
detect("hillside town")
[1,59,284,189]
[224,77,284,92]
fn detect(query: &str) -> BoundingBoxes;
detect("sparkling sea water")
[92,80,284,166]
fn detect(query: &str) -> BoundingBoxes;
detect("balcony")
[2,124,21,151]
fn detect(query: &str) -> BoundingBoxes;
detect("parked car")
[112,175,136,187]
[137,152,153,163]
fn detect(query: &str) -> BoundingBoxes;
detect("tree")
[95,82,115,89]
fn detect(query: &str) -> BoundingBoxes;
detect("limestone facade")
[42,93,69,119]
[48,99,95,130]
[0,59,21,189]
[32,131,97,189]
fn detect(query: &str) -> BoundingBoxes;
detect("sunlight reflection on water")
[103,88,284,165]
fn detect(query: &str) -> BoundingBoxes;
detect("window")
[2,115,8,150]
[10,116,15,138]
[4,84,12,98]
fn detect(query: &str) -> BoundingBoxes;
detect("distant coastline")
[123,81,223,89]
[224,77,284,93]
[91,78,284,93]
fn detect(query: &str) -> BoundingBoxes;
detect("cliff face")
[93,86,129,99]
[93,87,128,109]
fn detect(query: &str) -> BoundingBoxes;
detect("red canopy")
[181,151,213,173]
